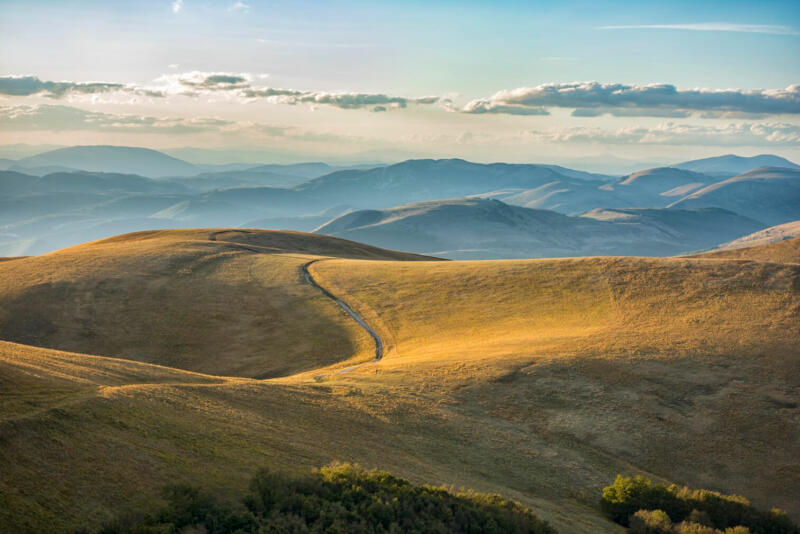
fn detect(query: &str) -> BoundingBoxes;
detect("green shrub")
[629,509,673,534]
[600,475,797,534]
[101,462,555,534]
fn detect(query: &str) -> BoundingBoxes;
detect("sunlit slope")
[695,235,800,264]
[0,229,430,377]
[305,253,800,517]
[0,340,611,534]
[310,255,798,363]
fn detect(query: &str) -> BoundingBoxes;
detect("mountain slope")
[616,167,712,198]
[693,235,800,264]
[668,167,800,225]
[316,198,764,258]
[295,158,606,208]
[713,221,800,251]
[0,230,431,378]
[14,145,198,177]
[675,154,799,176]
[581,207,764,249]
[500,180,629,215]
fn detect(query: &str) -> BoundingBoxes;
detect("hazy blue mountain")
[244,206,354,233]
[616,167,712,198]
[168,169,312,191]
[581,207,764,249]
[499,180,629,215]
[0,170,38,196]
[675,154,799,177]
[192,163,262,173]
[0,215,180,256]
[496,168,716,215]
[146,186,327,226]
[2,170,188,196]
[8,164,79,176]
[315,197,763,259]
[668,167,800,226]
[14,145,198,177]
[296,158,606,208]
[0,158,16,170]
[0,192,112,224]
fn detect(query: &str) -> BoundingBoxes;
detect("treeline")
[600,475,798,534]
[99,462,556,534]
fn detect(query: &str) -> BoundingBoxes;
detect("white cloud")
[0,75,160,98]
[171,0,183,14]
[0,104,233,134]
[228,1,249,12]
[521,122,800,146]
[460,82,800,116]
[599,23,799,35]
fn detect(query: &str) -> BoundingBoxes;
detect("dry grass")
[0,229,431,378]
[0,230,798,533]
[691,235,800,264]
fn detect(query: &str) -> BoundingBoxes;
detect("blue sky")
[0,0,798,166]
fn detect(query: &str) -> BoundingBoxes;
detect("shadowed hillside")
[0,230,432,378]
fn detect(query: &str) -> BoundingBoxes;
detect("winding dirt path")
[301,260,384,364]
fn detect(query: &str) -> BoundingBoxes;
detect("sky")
[0,0,799,168]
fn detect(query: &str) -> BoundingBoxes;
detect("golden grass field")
[1,230,798,533]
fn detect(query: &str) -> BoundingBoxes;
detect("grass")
[0,231,798,533]
[691,235,800,264]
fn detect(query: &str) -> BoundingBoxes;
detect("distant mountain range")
[1,146,798,257]
[675,154,800,176]
[14,146,199,177]
[315,198,764,259]
[668,167,800,226]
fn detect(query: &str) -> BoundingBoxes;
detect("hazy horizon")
[1,0,798,165]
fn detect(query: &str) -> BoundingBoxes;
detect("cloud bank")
[0,105,234,135]
[0,76,129,98]
[522,122,800,146]
[461,82,800,117]
[600,23,799,35]
[0,72,442,112]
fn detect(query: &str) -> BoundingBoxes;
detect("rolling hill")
[675,154,799,176]
[616,167,712,198]
[315,198,764,258]
[14,145,199,177]
[498,167,721,215]
[295,158,608,208]
[668,167,800,225]
[1,230,796,533]
[693,234,800,264]
[712,220,800,253]
[0,230,429,378]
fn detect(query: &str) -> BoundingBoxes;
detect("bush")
[629,509,673,534]
[600,475,797,534]
[101,462,556,534]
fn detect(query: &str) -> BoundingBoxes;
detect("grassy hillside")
[0,231,797,533]
[713,221,800,254]
[304,250,799,517]
[693,235,800,264]
[0,229,431,378]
